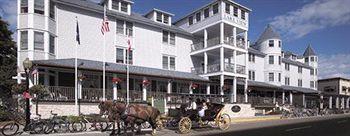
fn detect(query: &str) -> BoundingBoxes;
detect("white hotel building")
[16,0,320,115]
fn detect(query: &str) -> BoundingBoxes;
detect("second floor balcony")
[191,63,246,75]
[191,36,247,52]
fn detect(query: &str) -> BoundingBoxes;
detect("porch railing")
[191,36,246,52]
[207,63,220,73]
[236,64,246,74]
[207,37,220,47]
[191,42,204,52]
[191,63,237,74]
[224,63,235,73]
[191,67,204,74]
[167,93,228,105]
[224,36,235,46]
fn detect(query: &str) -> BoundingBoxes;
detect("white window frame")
[269,55,274,64]
[49,35,55,54]
[162,55,176,70]
[34,31,44,51]
[116,47,133,65]
[269,73,274,82]
[20,31,28,50]
[34,0,45,15]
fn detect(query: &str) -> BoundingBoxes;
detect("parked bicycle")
[43,111,73,134]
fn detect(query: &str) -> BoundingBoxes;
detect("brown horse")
[99,101,160,135]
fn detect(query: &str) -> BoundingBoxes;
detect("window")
[285,63,290,71]
[315,69,318,75]
[241,10,245,20]
[112,0,119,10]
[225,3,230,14]
[49,2,55,19]
[305,57,309,63]
[278,41,281,47]
[285,77,290,85]
[49,35,55,54]
[116,20,124,34]
[21,0,28,13]
[126,22,133,36]
[163,14,169,24]
[278,73,281,82]
[310,69,314,75]
[34,0,45,15]
[34,31,44,51]
[170,32,175,45]
[311,81,315,88]
[249,70,255,81]
[20,31,28,50]
[116,48,124,63]
[156,12,162,22]
[204,8,209,18]
[121,1,128,12]
[269,40,274,47]
[233,6,238,17]
[298,66,302,73]
[125,50,133,64]
[311,57,315,62]
[162,31,169,43]
[213,4,219,14]
[269,55,274,64]
[278,56,281,65]
[188,16,193,25]
[170,57,175,70]
[162,56,168,69]
[249,53,255,62]
[269,73,274,82]
[298,79,302,87]
[196,12,201,22]
[342,86,347,92]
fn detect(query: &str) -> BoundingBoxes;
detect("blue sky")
[1,0,350,79]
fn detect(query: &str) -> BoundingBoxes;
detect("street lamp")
[22,58,32,130]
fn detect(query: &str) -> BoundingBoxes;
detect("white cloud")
[318,54,350,79]
[270,0,350,40]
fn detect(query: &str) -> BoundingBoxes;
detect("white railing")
[236,64,246,74]
[191,42,204,52]
[224,37,235,46]
[207,37,220,47]
[191,67,204,74]
[207,63,221,73]
[224,63,235,73]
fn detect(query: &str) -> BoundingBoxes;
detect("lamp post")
[23,58,32,129]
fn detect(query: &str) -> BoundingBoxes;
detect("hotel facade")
[15,0,324,116]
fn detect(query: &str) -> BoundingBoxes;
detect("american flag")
[101,16,110,35]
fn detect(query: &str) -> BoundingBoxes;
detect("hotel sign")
[223,13,248,29]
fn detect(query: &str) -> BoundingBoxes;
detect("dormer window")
[189,16,193,25]
[213,4,219,14]
[155,11,171,25]
[196,12,201,22]
[121,2,128,12]
[164,15,169,24]
[21,0,28,13]
[233,6,238,17]
[269,40,274,47]
[156,12,162,22]
[204,8,209,18]
[241,10,246,20]
[112,0,119,10]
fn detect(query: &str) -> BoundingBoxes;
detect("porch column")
[282,91,285,104]
[244,78,248,103]
[273,90,276,104]
[231,77,237,103]
[113,83,118,100]
[302,94,306,108]
[289,91,293,105]
[207,83,210,102]
[346,98,350,109]
[204,29,208,74]
[233,27,236,47]
[204,29,208,48]
[341,97,345,109]
[336,97,339,109]
[329,96,333,109]
[244,31,248,49]
[167,80,172,102]
[142,77,147,101]
[320,95,324,109]
[220,47,224,72]
[189,82,193,94]
[220,75,225,103]
[220,22,224,44]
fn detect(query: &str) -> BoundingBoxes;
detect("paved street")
[23,114,350,136]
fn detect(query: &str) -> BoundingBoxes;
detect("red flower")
[112,77,122,83]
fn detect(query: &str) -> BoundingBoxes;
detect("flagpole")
[102,5,106,101]
[126,39,129,106]
[75,17,78,115]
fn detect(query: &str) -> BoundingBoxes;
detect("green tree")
[0,16,17,107]
[29,85,50,114]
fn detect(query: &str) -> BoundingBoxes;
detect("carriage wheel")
[178,117,191,134]
[218,113,230,130]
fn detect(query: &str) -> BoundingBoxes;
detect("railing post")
[220,47,224,72]
[233,27,236,47]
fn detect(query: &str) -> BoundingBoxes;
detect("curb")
[232,116,281,123]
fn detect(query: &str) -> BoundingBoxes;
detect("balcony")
[191,36,246,52]
[191,63,243,75]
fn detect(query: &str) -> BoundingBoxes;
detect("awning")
[282,85,319,94]
[33,58,209,82]
[248,81,282,92]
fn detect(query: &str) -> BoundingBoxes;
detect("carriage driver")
[198,99,208,117]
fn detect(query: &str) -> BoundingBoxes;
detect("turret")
[303,44,318,68]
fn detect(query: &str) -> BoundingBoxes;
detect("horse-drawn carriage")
[159,102,231,134]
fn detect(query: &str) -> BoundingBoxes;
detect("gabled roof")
[33,59,209,82]
[256,24,281,44]
[303,45,317,57]
[53,0,192,36]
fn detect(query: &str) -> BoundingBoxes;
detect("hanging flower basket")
[190,83,199,90]
[78,74,86,81]
[142,79,151,86]
[112,77,122,84]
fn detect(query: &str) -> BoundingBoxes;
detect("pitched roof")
[53,0,192,36]
[248,47,266,57]
[256,24,281,44]
[303,45,317,57]
[32,59,209,82]
[282,58,313,69]
[281,85,319,94]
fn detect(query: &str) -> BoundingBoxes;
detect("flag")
[76,17,80,45]
[127,38,131,52]
[23,91,32,99]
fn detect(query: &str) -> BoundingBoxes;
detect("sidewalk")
[231,115,281,123]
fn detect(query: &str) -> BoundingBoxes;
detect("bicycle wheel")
[30,121,45,134]
[71,122,84,132]
[1,122,19,136]
[43,122,55,134]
